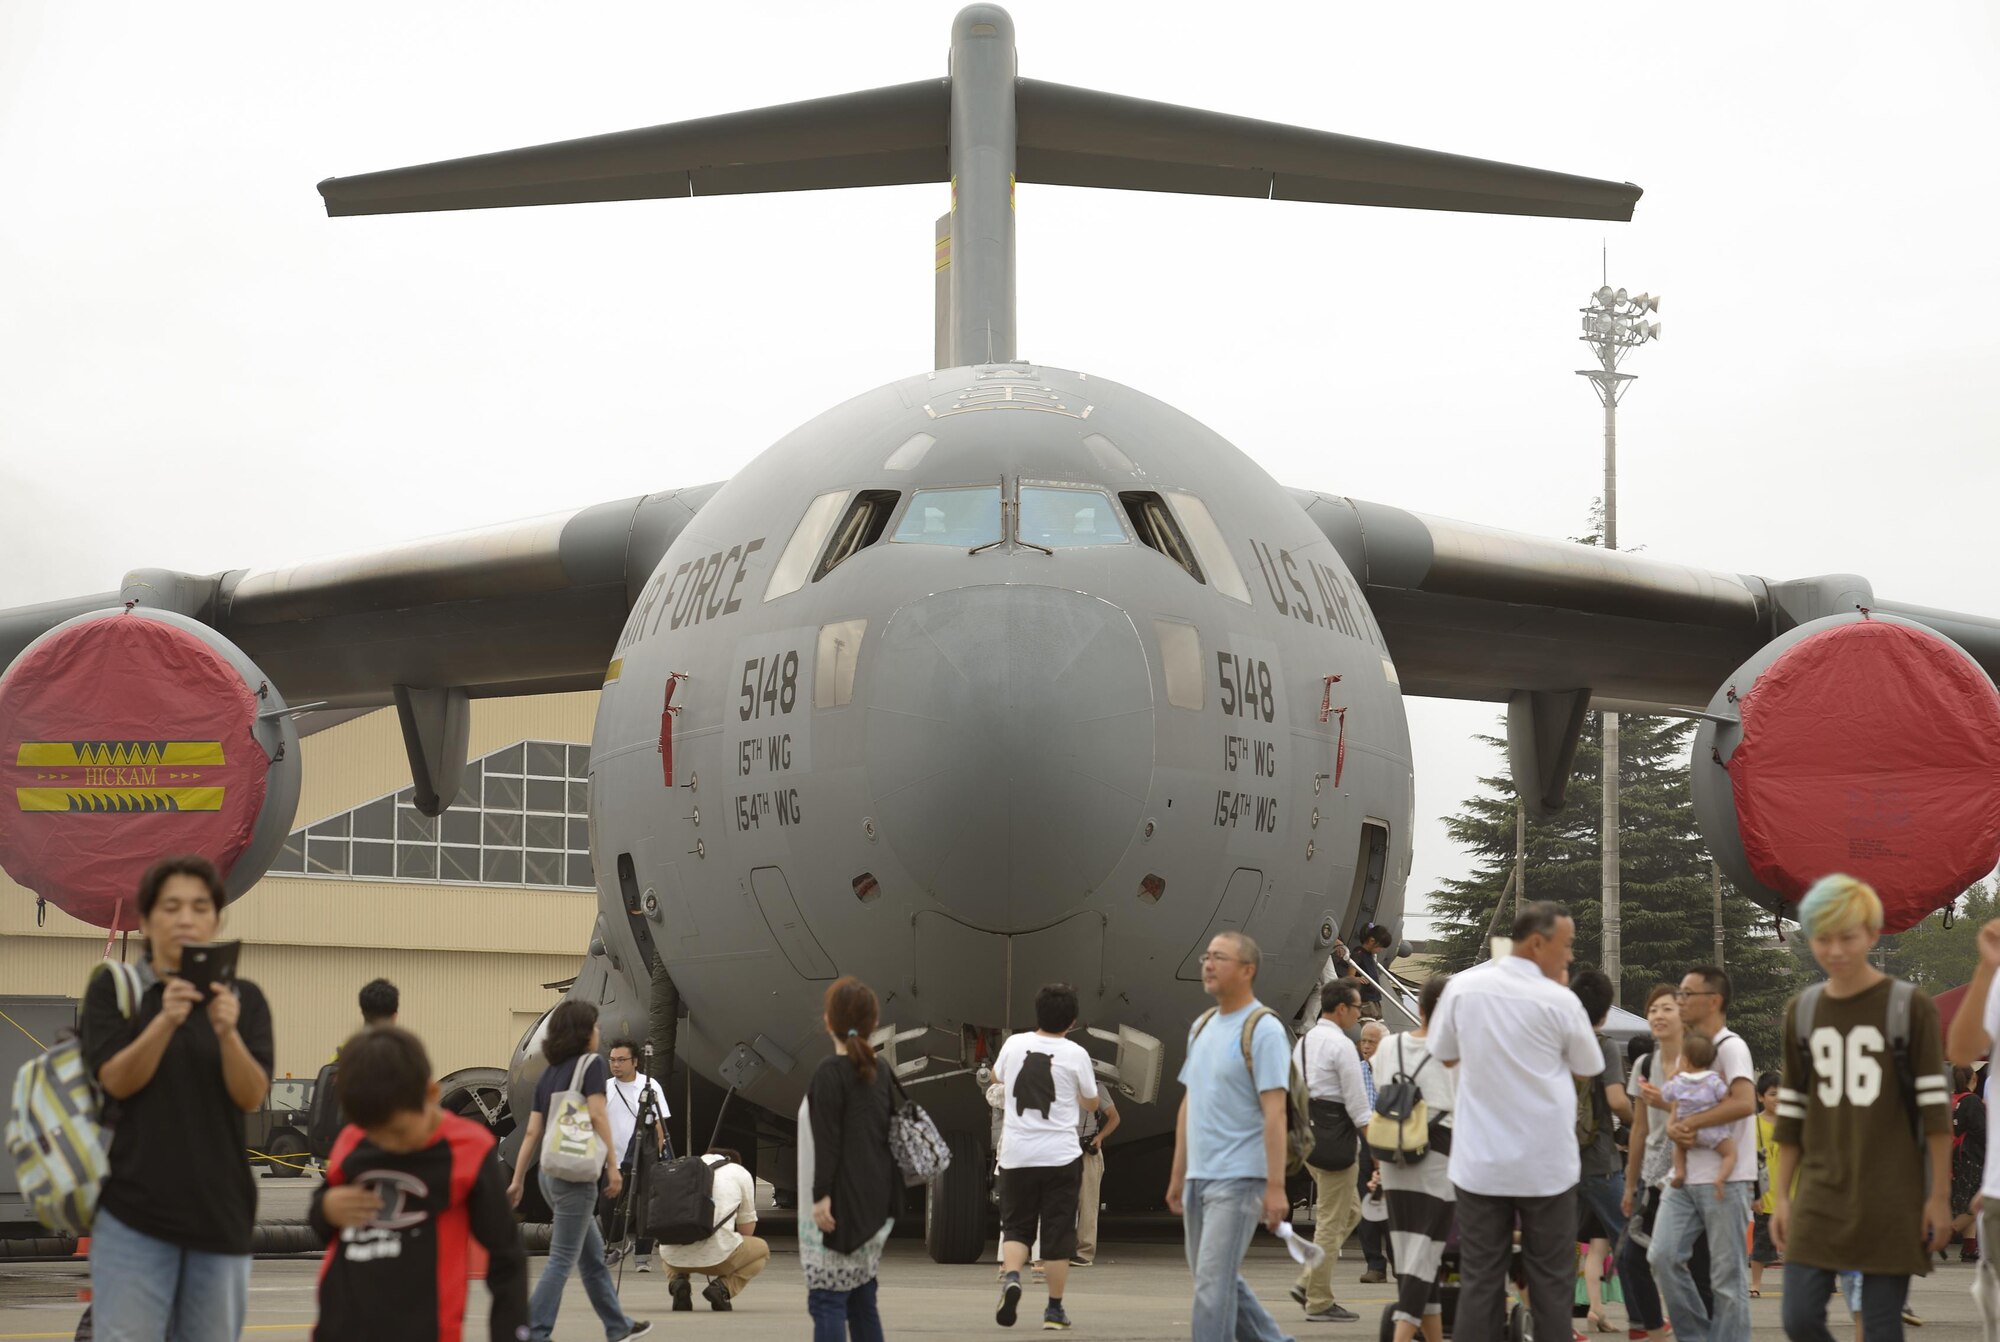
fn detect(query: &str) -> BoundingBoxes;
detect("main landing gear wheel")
[924,1131,987,1264]
[439,1067,514,1141]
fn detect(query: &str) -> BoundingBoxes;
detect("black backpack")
[648,1154,732,1245]
[306,1061,343,1160]
[646,1086,738,1245]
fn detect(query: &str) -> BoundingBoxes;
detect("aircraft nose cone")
[864,585,1154,931]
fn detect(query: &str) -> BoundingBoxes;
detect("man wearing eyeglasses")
[1646,967,1758,1342]
[1168,932,1298,1342]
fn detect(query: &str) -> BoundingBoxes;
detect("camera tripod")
[606,1043,673,1276]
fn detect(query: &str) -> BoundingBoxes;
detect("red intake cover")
[0,612,270,928]
[1729,619,2000,933]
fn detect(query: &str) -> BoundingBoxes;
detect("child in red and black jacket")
[310,1027,528,1342]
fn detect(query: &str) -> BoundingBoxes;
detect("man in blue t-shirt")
[1167,930,1297,1342]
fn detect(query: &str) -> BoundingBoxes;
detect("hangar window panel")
[306,838,349,875]
[526,814,566,851]
[525,850,565,887]
[352,799,393,841]
[484,812,525,849]
[353,841,395,879]
[279,737,594,891]
[892,486,1003,548]
[484,775,524,812]
[1019,485,1130,548]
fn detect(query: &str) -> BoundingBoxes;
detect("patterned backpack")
[6,961,142,1235]
[886,1069,952,1185]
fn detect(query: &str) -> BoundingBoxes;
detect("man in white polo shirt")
[1429,902,1603,1342]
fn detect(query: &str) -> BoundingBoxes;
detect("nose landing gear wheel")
[923,1131,988,1264]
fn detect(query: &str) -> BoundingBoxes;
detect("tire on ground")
[924,1130,987,1264]
[266,1129,308,1179]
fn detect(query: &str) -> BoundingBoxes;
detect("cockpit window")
[766,490,851,602]
[1165,491,1252,604]
[1122,491,1203,582]
[892,486,1003,548]
[1018,486,1129,548]
[815,491,899,581]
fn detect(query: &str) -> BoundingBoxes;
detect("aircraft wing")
[0,484,723,711]
[1293,489,2000,712]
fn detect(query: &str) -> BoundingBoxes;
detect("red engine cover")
[1729,619,2000,933]
[0,611,274,928]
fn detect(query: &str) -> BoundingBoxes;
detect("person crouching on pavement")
[660,1148,767,1312]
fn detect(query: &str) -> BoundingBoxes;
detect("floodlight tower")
[1578,283,1659,1005]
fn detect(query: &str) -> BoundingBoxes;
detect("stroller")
[1376,1235,1585,1342]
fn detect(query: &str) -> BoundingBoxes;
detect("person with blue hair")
[1773,874,1952,1342]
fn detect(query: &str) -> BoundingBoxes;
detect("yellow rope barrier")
[0,1006,48,1051]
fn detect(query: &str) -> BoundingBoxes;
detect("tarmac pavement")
[0,1227,1990,1341]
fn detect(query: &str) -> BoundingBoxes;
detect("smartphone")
[177,940,242,1002]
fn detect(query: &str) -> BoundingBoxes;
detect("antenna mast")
[1576,276,1659,1005]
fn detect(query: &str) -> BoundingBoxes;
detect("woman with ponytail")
[798,976,898,1341]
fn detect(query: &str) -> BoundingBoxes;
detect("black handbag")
[1307,1098,1358,1171]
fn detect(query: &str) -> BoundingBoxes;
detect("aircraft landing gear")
[924,1131,988,1264]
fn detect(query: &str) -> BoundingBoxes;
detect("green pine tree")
[1423,712,1797,1064]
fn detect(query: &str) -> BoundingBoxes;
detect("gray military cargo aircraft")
[6,5,2000,1260]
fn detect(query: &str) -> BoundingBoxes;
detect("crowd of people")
[54,854,2000,1342]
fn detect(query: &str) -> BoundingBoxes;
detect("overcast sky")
[3,1,1997,927]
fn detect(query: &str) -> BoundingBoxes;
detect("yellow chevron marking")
[15,741,225,767]
[16,787,226,813]
[604,659,623,686]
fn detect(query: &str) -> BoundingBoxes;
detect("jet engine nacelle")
[1690,612,2000,933]
[0,607,301,928]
